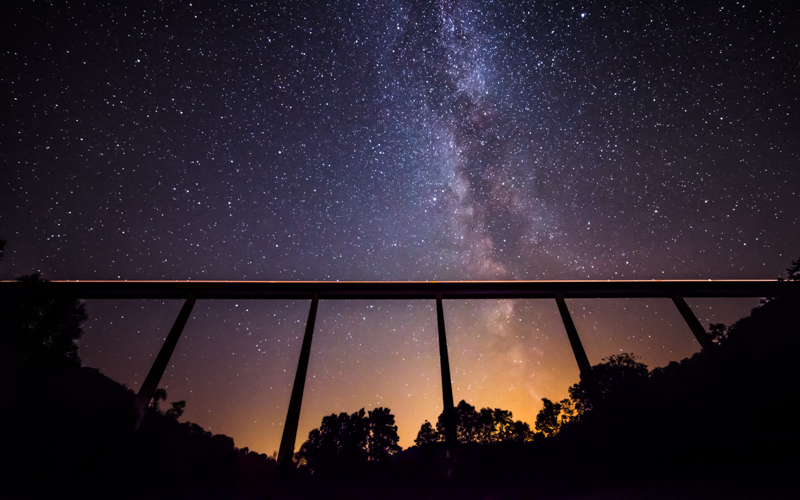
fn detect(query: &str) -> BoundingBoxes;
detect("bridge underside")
[3,279,795,464]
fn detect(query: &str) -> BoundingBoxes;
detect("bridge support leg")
[436,295,457,449]
[671,293,711,350]
[133,295,196,430]
[555,293,592,374]
[278,295,319,466]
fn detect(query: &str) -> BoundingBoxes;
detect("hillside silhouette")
[281,274,800,499]
[0,269,277,499]
[1,240,798,498]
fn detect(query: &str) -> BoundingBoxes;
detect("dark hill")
[0,359,276,499]
[276,292,799,499]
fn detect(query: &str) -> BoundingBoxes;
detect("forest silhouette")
[1,239,798,499]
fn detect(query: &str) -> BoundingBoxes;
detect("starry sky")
[1,0,798,454]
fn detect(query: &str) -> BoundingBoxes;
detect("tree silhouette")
[778,257,800,281]
[454,400,479,443]
[296,407,401,473]
[534,398,562,437]
[150,388,186,420]
[415,420,440,446]
[708,323,728,344]
[418,400,534,445]
[534,397,576,437]
[5,273,87,366]
[492,408,514,441]
[165,400,186,420]
[475,407,494,443]
[505,419,534,442]
[152,388,167,412]
[568,353,648,417]
[367,407,402,461]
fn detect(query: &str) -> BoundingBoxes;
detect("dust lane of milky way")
[1,0,797,453]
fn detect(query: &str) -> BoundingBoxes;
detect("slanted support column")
[555,292,591,374]
[133,295,197,430]
[671,293,711,350]
[435,294,457,449]
[278,295,319,466]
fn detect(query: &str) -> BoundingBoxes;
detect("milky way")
[1,0,798,453]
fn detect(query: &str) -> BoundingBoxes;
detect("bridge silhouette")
[2,278,795,465]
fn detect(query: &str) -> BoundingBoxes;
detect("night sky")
[1,0,798,454]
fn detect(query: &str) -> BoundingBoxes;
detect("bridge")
[2,278,795,464]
